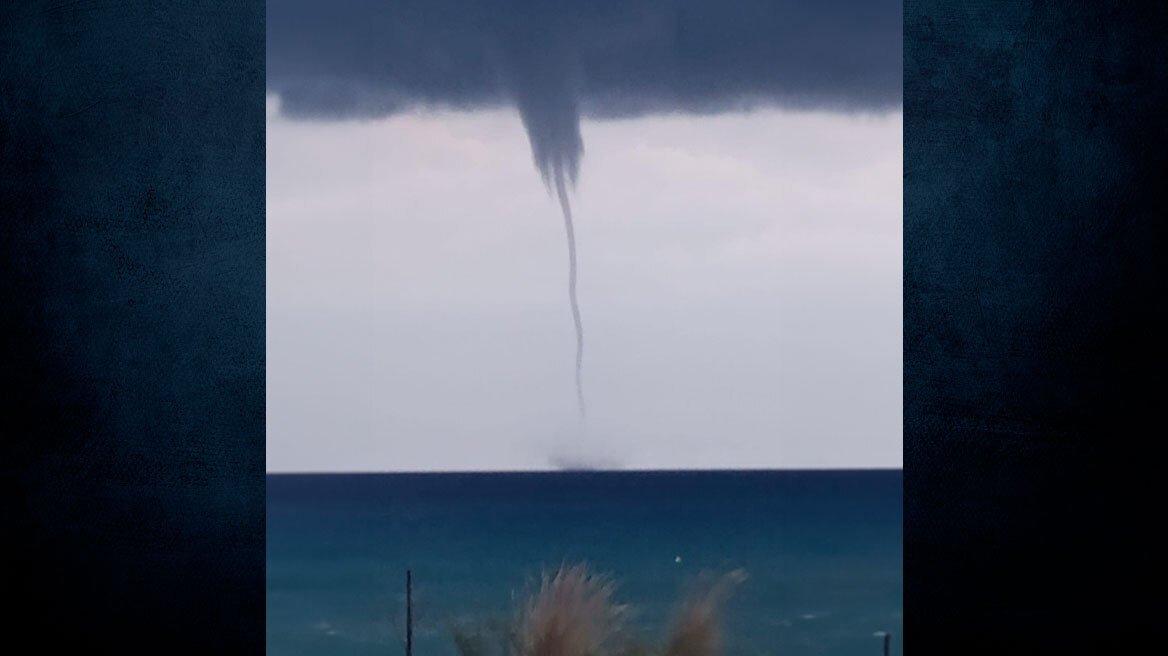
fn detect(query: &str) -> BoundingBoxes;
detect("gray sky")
[266,100,902,471]
[267,0,901,471]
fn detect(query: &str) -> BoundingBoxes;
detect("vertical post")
[883,632,890,656]
[406,570,413,656]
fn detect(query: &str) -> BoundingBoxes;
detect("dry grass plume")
[660,569,747,656]
[515,564,627,656]
[448,564,745,656]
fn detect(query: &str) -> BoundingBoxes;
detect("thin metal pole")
[406,570,413,656]
[883,632,890,656]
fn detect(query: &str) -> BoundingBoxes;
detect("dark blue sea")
[268,470,901,656]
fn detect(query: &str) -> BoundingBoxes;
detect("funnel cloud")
[265,0,903,471]
[498,23,590,426]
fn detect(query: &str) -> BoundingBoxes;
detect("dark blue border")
[905,1,1164,650]
[3,1,1165,651]
[2,2,264,650]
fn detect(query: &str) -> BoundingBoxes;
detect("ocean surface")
[268,470,901,656]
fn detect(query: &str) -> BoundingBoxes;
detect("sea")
[267,470,902,656]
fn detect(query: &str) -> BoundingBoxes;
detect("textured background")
[905,1,1165,650]
[1,2,264,651]
[2,0,1165,651]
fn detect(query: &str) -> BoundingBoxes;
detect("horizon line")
[266,466,904,476]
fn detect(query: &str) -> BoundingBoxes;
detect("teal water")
[268,470,901,656]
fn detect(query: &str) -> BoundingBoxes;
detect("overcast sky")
[266,0,902,472]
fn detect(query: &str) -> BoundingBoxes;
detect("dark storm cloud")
[269,0,901,217]
[267,0,902,122]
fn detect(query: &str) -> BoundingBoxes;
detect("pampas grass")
[448,563,744,656]
[660,570,747,656]
[515,564,626,656]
